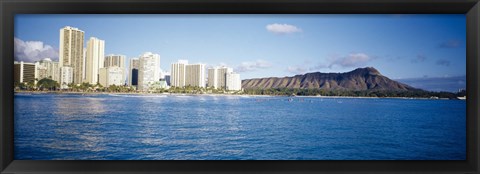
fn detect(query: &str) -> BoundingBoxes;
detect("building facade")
[60,66,73,89]
[35,58,60,82]
[207,68,218,89]
[170,60,188,87]
[14,61,37,84]
[105,54,125,68]
[59,26,85,84]
[185,64,206,88]
[85,37,105,85]
[129,58,140,86]
[217,67,233,89]
[104,54,126,85]
[138,52,161,91]
[226,72,242,91]
[99,67,124,87]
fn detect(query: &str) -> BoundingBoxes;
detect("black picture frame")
[1,0,479,173]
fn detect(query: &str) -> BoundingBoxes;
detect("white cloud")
[235,59,272,72]
[266,23,302,34]
[286,66,308,75]
[14,37,58,62]
[329,53,371,68]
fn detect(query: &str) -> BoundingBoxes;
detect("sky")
[14,14,466,91]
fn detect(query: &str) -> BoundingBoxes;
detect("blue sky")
[14,14,466,90]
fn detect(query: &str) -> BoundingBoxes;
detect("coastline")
[13,90,456,100]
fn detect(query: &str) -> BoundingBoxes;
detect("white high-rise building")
[85,37,105,85]
[207,68,218,89]
[35,58,60,82]
[59,26,84,84]
[226,72,242,91]
[185,64,206,88]
[129,58,140,86]
[138,52,161,91]
[99,67,124,87]
[60,66,73,89]
[217,67,233,89]
[170,60,188,87]
[105,54,126,85]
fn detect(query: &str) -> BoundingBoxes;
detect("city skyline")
[14,14,466,89]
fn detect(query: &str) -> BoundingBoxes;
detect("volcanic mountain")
[241,67,419,91]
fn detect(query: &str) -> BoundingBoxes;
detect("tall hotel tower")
[85,37,105,84]
[59,26,84,84]
[171,60,188,87]
[185,64,206,88]
[207,68,218,89]
[138,52,161,91]
[217,67,233,89]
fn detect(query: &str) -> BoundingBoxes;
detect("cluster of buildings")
[14,26,242,92]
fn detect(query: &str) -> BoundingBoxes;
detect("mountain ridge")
[241,67,420,91]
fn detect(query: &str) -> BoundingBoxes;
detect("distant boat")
[457,96,466,100]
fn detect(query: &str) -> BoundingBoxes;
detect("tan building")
[185,64,206,88]
[99,67,124,87]
[217,66,233,89]
[105,54,126,84]
[85,37,105,85]
[59,26,85,84]
[170,60,188,87]
[207,68,218,89]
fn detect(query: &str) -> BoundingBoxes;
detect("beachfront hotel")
[185,64,206,88]
[170,60,188,87]
[99,66,124,87]
[105,54,126,84]
[59,26,85,84]
[84,37,105,85]
[138,52,161,91]
[14,61,37,84]
[207,68,218,89]
[59,67,73,89]
[226,72,241,91]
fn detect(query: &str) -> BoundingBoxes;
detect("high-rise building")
[138,52,161,91]
[59,26,84,84]
[217,66,233,89]
[207,68,218,89]
[185,64,206,88]
[60,66,73,89]
[129,58,140,86]
[105,54,125,68]
[85,37,105,85]
[226,72,242,91]
[99,67,124,87]
[170,60,188,87]
[14,61,37,84]
[35,58,60,82]
[105,54,126,84]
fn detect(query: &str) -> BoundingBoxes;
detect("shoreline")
[13,90,458,100]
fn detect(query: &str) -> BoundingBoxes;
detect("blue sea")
[14,93,466,160]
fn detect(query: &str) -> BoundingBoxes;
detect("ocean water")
[14,93,466,160]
